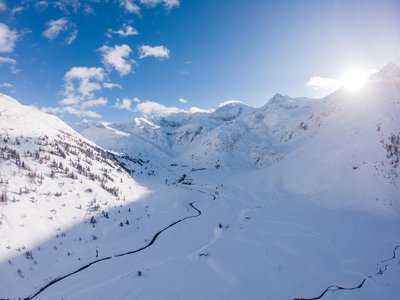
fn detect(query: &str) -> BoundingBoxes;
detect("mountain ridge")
[72,64,400,171]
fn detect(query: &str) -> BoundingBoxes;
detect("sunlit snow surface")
[7,168,399,300]
[0,64,399,299]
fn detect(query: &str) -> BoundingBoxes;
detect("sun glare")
[340,68,378,92]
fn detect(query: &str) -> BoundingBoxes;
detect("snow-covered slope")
[0,95,149,297]
[0,94,76,138]
[270,65,400,212]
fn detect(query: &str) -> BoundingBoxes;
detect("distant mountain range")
[73,63,400,212]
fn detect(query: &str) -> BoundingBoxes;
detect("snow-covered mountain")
[73,96,321,168]
[74,63,400,212]
[0,95,149,297]
[0,63,399,300]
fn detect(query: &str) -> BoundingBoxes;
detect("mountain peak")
[0,93,76,139]
[210,101,254,122]
[0,93,20,105]
[218,100,243,108]
[379,62,400,79]
[268,93,289,104]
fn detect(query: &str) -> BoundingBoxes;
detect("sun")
[339,68,378,92]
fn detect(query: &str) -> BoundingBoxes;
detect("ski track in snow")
[293,244,400,300]
[255,220,346,266]
[1,187,216,300]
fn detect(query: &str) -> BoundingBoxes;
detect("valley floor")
[1,163,399,300]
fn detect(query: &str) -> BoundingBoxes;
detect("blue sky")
[0,0,399,122]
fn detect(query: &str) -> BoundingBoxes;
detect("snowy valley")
[0,64,399,300]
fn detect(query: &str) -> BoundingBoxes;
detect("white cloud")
[62,66,105,102]
[42,18,77,44]
[0,82,14,88]
[35,1,49,10]
[0,82,15,92]
[306,76,341,91]
[83,4,95,15]
[114,97,141,111]
[178,98,187,104]
[103,82,122,89]
[114,98,133,111]
[42,18,69,40]
[219,99,242,107]
[133,100,214,115]
[140,0,179,9]
[0,56,19,73]
[0,24,18,53]
[11,6,24,16]
[307,69,378,94]
[59,97,80,106]
[66,29,78,45]
[54,66,109,118]
[135,100,180,115]
[107,24,138,38]
[81,97,108,108]
[69,82,99,100]
[138,45,170,59]
[122,98,214,116]
[63,106,102,118]
[0,1,6,11]
[189,107,214,114]
[119,0,140,14]
[53,0,81,14]
[41,106,64,114]
[41,106,102,118]
[100,44,135,76]
[65,66,104,81]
